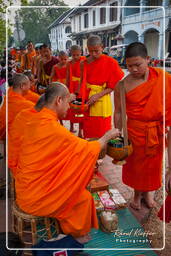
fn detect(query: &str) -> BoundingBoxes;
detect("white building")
[69,0,122,54]
[122,0,171,58]
[48,9,74,53]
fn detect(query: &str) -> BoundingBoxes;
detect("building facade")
[48,9,73,53]
[122,0,171,58]
[69,0,122,55]
[48,0,171,58]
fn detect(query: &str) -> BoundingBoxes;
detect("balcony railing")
[122,7,170,25]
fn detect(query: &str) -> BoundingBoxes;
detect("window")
[146,0,162,10]
[100,8,106,24]
[148,0,162,6]
[93,10,96,26]
[65,26,71,34]
[84,13,88,28]
[79,15,81,31]
[110,2,118,22]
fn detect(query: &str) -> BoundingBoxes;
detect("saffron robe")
[24,90,40,103]
[82,54,124,138]
[8,108,37,174]
[68,56,86,123]
[69,56,86,94]
[52,65,67,84]
[0,89,34,140]
[122,67,171,191]
[15,108,100,237]
[21,50,36,71]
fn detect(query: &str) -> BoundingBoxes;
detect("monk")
[114,42,171,210]
[23,71,40,102]
[15,83,119,243]
[0,74,34,140]
[34,45,45,79]
[79,35,124,139]
[66,45,86,136]
[8,95,45,174]
[20,41,36,72]
[50,51,68,84]
[31,47,40,76]
[37,45,58,86]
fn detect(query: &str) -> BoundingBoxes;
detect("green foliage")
[19,0,69,45]
[0,0,17,54]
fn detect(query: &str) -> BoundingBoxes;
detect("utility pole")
[15,11,21,47]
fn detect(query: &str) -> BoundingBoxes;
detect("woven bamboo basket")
[107,137,133,163]
[70,99,88,113]
[37,84,47,95]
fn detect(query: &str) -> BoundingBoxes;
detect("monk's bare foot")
[97,159,103,166]
[75,234,91,244]
[142,192,157,208]
[130,201,141,210]
[130,190,142,210]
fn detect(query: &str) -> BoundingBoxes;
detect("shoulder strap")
[119,80,128,146]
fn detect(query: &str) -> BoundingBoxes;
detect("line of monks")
[1,36,171,243]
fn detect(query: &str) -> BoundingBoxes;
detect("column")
[162,0,170,7]
[138,34,144,43]
[158,33,164,59]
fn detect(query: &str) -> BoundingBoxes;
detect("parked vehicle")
[109,44,127,68]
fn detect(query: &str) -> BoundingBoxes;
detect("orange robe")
[0,89,34,140]
[21,50,36,71]
[68,56,86,123]
[24,90,40,103]
[82,54,124,138]
[15,107,100,237]
[123,67,171,191]
[69,56,86,93]
[52,65,67,84]
[8,108,37,174]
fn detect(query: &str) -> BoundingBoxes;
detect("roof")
[48,8,75,29]
[68,0,106,17]
[69,23,120,38]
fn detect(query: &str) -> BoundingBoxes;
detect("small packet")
[98,190,116,210]
[92,193,104,212]
[109,188,127,208]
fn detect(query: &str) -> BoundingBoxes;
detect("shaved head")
[87,35,102,46]
[70,45,81,52]
[58,51,68,57]
[12,73,29,89]
[45,82,69,104]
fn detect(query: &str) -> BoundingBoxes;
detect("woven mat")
[85,208,158,255]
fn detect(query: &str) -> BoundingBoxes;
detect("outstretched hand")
[87,94,100,106]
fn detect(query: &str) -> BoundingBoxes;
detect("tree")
[0,0,28,55]
[18,0,69,45]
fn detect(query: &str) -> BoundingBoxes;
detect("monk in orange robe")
[23,71,40,102]
[15,83,119,242]
[114,42,171,210]
[50,51,72,125]
[50,51,68,84]
[66,45,86,136]
[79,35,124,138]
[0,74,34,140]
[20,42,36,71]
[8,95,45,174]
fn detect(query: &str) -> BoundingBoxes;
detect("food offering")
[70,98,88,113]
[107,136,133,164]
[109,188,127,209]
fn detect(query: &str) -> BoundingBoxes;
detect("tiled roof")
[48,8,74,29]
